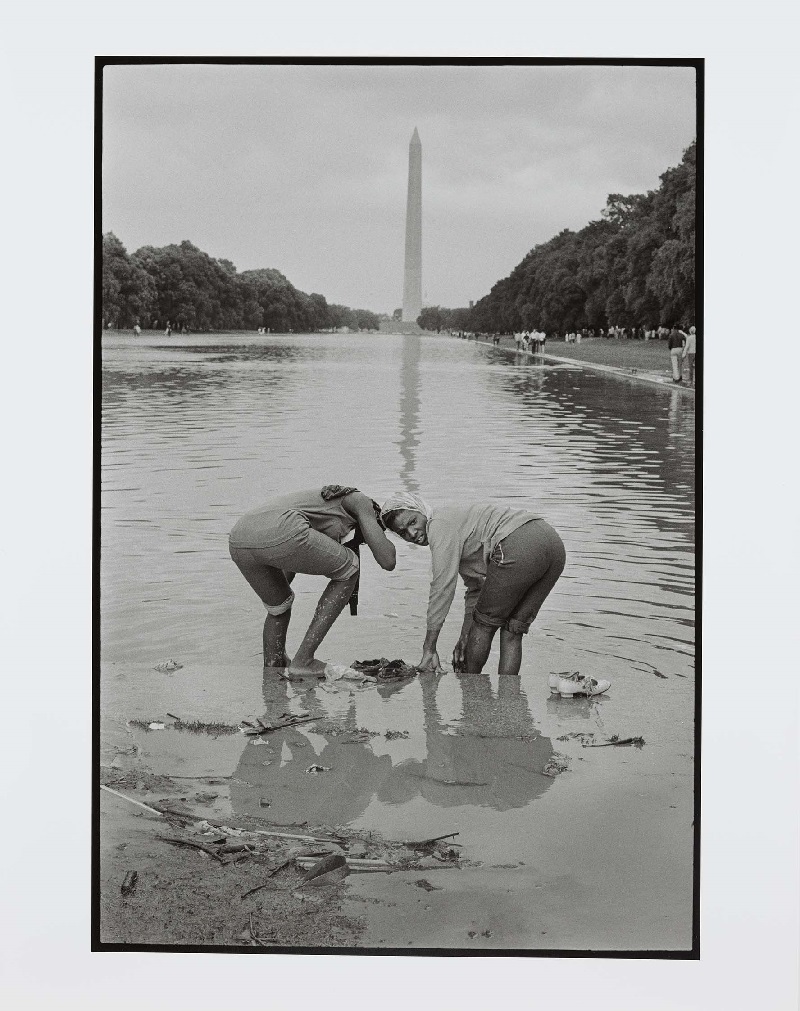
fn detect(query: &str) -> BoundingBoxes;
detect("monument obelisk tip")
[402,129,423,322]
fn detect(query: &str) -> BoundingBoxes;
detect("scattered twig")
[100,784,165,817]
[584,736,645,748]
[157,834,229,864]
[166,713,181,721]
[240,715,318,736]
[121,870,138,897]
[403,832,460,848]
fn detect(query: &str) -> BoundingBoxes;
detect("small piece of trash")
[153,659,183,673]
[259,799,271,808]
[121,870,138,898]
[148,722,166,731]
[384,612,399,618]
[304,765,331,775]
[261,760,272,766]
[413,879,442,892]
[324,663,357,681]
[251,738,266,746]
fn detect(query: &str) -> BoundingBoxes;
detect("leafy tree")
[101,232,156,327]
[465,141,697,335]
[417,306,448,332]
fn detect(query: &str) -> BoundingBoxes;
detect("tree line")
[419,140,696,336]
[101,234,381,333]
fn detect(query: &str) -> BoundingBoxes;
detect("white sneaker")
[556,673,611,698]
[549,671,575,693]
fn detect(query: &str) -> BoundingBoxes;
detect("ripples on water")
[102,333,694,687]
[101,332,695,936]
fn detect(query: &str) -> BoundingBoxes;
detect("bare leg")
[290,574,358,675]
[498,629,523,676]
[263,611,291,667]
[464,622,498,674]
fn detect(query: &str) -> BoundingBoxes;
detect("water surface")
[101,332,695,948]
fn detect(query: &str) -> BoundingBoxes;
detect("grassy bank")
[484,336,676,376]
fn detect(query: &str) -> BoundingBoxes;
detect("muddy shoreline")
[99,663,694,952]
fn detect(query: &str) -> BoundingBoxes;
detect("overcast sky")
[103,63,696,313]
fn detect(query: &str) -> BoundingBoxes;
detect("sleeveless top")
[229,486,359,548]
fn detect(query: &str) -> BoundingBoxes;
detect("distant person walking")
[133,323,141,337]
[683,326,697,387]
[668,325,687,382]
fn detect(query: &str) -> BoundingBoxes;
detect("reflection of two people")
[377,672,555,811]
[231,670,555,826]
[230,673,392,827]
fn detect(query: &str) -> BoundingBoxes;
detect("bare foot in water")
[288,656,328,678]
[264,652,291,669]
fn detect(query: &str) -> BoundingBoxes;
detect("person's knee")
[472,608,505,631]
[504,618,529,636]
[264,591,294,616]
[324,551,360,583]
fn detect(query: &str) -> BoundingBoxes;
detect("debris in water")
[157,834,229,864]
[128,718,239,735]
[413,879,442,892]
[121,870,138,897]
[585,735,646,748]
[543,753,571,777]
[351,657,421,681]
[304,765,331,775]
[240,714,316,736]
[300,852,348,883]
[324,663,362,681]
[385,730,410,740]
[403,832,460,850]
[153,659,183,673]
[250,738,266,746]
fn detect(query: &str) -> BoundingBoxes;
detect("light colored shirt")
[683,332,696,355]
[230,488,356,547]
[425,502,541,631]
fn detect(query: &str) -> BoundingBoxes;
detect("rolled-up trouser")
[472,519,566,635]
[671,347,683,379]
[229,510,359,612]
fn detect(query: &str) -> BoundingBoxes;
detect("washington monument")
[402,127,422,322]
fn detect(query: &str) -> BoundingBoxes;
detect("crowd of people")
[513,330,547,353]
[453,323,699,388]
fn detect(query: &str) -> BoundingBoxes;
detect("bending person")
[381,493,607,693]
[229,485,395,675]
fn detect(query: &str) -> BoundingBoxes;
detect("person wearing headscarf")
[229,485,395,675]
[381,494,571,680]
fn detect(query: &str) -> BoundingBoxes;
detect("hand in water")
[452,636,468,673]
[418,649,443,672]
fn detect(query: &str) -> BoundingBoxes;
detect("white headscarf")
[380,491,433,526]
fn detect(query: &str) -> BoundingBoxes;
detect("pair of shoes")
[549,671,573,692]
[552,672,611,698]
